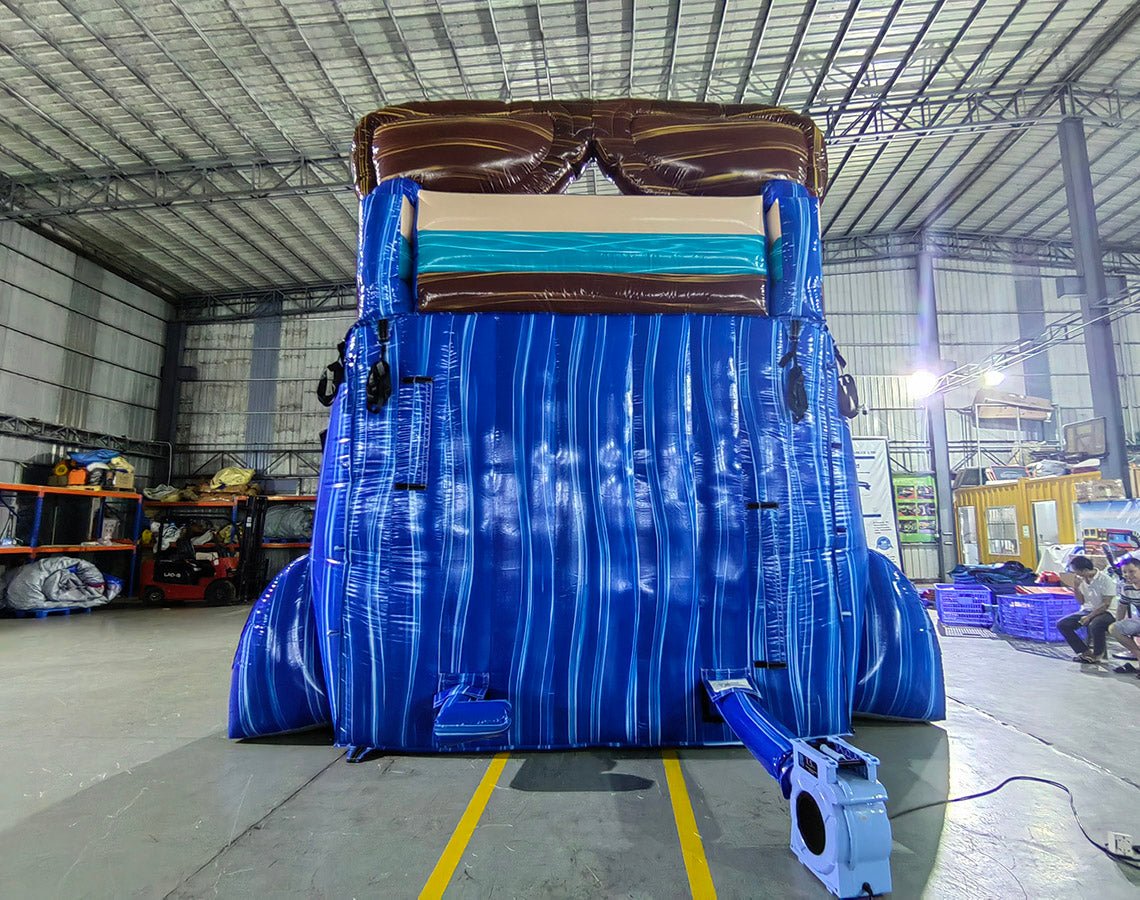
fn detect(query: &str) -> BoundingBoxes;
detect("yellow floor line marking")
[663,749,718,900]
[419,751,510,899]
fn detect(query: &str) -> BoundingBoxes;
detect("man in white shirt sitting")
[1056,556,1117,663]
[1110,556,1140,677]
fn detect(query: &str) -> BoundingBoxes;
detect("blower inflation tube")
[702,671,795,797]
[702,672,892,899]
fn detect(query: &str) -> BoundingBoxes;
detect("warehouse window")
[986,506,1020,557]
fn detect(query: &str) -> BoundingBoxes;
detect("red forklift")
[138,553,240,605]
[138,508,242,605]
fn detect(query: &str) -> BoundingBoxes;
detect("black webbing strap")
[834,345,862,419]
[366,320,392,413]
[316,340,346,407]
[779,320,808,422]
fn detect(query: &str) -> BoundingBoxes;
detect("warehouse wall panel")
[0,223,172,484]
[822,255,1123,578]
[175,312,355,491]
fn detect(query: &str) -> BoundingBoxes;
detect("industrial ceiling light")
[909,369,940,400]
[981,368,1006,388]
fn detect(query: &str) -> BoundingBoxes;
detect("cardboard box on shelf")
[108,456,135,491]
[1075,479,1126,503]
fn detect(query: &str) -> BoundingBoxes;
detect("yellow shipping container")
[953,472,1100,568]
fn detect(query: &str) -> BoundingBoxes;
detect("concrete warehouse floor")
[1,607,1138,899]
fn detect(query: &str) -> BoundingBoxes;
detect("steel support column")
[1058,116,1131,495]
[917,244,957,577]
[1012,263,1055,442]
[156,319,185,453]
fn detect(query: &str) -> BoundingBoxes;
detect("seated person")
[1110,555,1140,676]
[1056,556,1117,663]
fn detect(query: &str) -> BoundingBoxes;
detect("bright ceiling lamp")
[981,368,1006,388]
[909,369,940,400]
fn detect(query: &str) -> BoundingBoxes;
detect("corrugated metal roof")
[1,0,1138,297]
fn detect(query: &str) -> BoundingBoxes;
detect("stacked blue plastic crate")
[995,593,1081,642]
[934,584,995,628]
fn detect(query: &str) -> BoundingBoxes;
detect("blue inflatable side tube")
[228,556,331,739]
[854,550,946,722]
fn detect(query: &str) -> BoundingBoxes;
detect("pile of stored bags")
[143,484,181,501]
[263,505,313,542]
[0,557,120,611]
[948,561,1038,593]
[141,467,261,503]
[209,467,255,491]
[49,450,135,490]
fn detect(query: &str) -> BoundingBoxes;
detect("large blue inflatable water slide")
[229,100,944,898]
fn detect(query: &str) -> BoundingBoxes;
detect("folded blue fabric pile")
[949,562,1037,594]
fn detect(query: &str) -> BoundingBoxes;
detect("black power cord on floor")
[888,774,1140,872]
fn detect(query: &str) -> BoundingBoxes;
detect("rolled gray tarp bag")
[4,557,113,610]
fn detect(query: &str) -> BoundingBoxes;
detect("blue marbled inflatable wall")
[229,178,944,750]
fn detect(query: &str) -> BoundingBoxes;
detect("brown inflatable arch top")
[351,99,827,200]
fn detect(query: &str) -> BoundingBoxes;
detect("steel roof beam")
[381,0,430,99]
[0,413,169,460]
[842,0,1040,236]
[432,0,475,99]
[822,228,1140,275]
[486,0,514,99]
[771,0,819,107]
[732,0,774,103]
[820,82,1129,148]
[166,1,335,154]
[822,0,978,236]
[961,58,1140,240]
[911,0,1137,233]
[533,0,556,100]
[826,0,904,113]
[6,77,1127,225]
[801,0,863,112]
[628,0,638,95]
[663,0,683,99]
[177,281,357,323]
[700,0,730,102]
[0,157,350,222]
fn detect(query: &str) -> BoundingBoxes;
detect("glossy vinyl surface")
[230,166,943,754]
[855,551,947,722]
[228,556,329,739]
[351,100,826,199]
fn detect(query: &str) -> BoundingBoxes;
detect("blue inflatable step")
[433,678,513,742]
[434,699,513,741]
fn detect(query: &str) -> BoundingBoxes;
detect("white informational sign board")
[851,438,902,569]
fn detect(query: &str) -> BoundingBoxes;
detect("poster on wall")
[1075,500,1140,559]
[851,438,902,568]
[893,474,939,544]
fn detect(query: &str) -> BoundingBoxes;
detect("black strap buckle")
[316,340,346,407]
[366,320,392,413]
[781,321,807,422]
[834,343,862,419]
